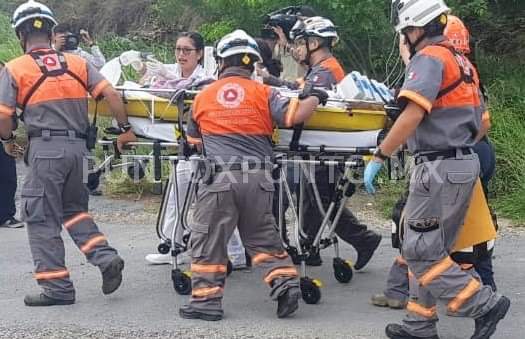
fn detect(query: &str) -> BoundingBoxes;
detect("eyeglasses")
[175,47,198,56]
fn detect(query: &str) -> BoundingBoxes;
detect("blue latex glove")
[364,160,384,194]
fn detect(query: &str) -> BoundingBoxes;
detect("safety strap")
[289,123,304,152]
[434,43,475,100]
[19,50,88,111]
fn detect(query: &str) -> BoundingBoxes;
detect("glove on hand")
[299,83,329,106]
[364,159,384,194]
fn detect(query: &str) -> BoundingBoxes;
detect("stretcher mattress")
[113,118,382,149]
[90,86,387,132]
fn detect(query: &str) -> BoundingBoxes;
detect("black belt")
[214,162,273,172]
[28,130,87,139]
[415,148,473,165]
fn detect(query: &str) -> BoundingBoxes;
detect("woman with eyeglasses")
[144,32,208,265]
[143,32,208,90]
[144,33,246,269]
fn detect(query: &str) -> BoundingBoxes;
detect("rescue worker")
[264,16,382,268]
[0,0,137,306]
[371,14,499,310]
[180,29,326,321]
[0,60,24,229]
[364,1,510,338]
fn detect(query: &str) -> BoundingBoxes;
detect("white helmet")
[290,16,339,45]
[391,0,450,33]
[12,0,57,32]
[216,29,262,62]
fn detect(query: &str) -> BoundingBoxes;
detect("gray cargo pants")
[21,136,119,300]
[188,170,299,317]
[401,154,499,337]
[384,256,410,302]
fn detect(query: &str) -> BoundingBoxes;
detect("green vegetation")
[0,0,523,224]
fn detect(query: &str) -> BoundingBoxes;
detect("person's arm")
[475,111,491,142]
[100,85,129,126]
[80,29,106,69]
[375,101,425,158]
[269,87,325,128]
[0,68,17,139]
[262,73,300,89]
[0,115,14,139]
[79,48,105,70]
[86,62,135,151]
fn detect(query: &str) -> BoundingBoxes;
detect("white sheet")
[115,118,381,148]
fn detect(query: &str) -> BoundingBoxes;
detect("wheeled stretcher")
[91,87,391,303]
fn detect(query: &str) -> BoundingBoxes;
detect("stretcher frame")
[93,87,388,302]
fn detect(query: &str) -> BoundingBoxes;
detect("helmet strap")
[304,37,323,66]
[405,31,427,58]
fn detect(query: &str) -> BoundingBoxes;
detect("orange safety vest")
[192,76,275,137]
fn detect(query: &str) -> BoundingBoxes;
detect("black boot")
[354,232,382,270]
[277,288,300,318]
[471,296,510,339]
[24,293,75,307]
[179,305,223,321]
[385,324,439,339]
[102,256,125,295]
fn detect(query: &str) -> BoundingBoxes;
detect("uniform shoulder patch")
[217,82,245,109]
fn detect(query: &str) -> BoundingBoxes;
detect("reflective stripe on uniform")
[64,212,92,230]
[263,266,298,285]
[252,251,289,266]
[407,301,437,318]
[447,278,481,313]
[192,286,223,298]
[419,256,454,287]
[34,269,69,281]
[80,234,107,254]
[0,104,14,117]
[191,263,227,274]
[398,89,433,113]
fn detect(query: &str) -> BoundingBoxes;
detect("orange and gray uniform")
[185,67,300,317]
[264,56,344,89]
[0,46,119,301]
[396,37,499,337]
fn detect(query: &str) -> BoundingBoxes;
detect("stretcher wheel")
[300,277,321,304]
[158,242,171,255]
[172,269,192,295]
[333,258,353,284]
[227,260,233,276]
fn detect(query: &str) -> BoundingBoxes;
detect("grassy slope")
[0,13,523,224]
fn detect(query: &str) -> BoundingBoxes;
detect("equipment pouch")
[85,124,98,150]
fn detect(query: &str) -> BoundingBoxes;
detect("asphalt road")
[1,162,523,338]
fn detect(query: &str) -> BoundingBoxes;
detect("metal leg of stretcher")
[276,163,321,304]
[278,158,360,304]
[170,159,197,296]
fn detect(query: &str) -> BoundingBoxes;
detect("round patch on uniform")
[42,56,57,67]
[217,83,245,108]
